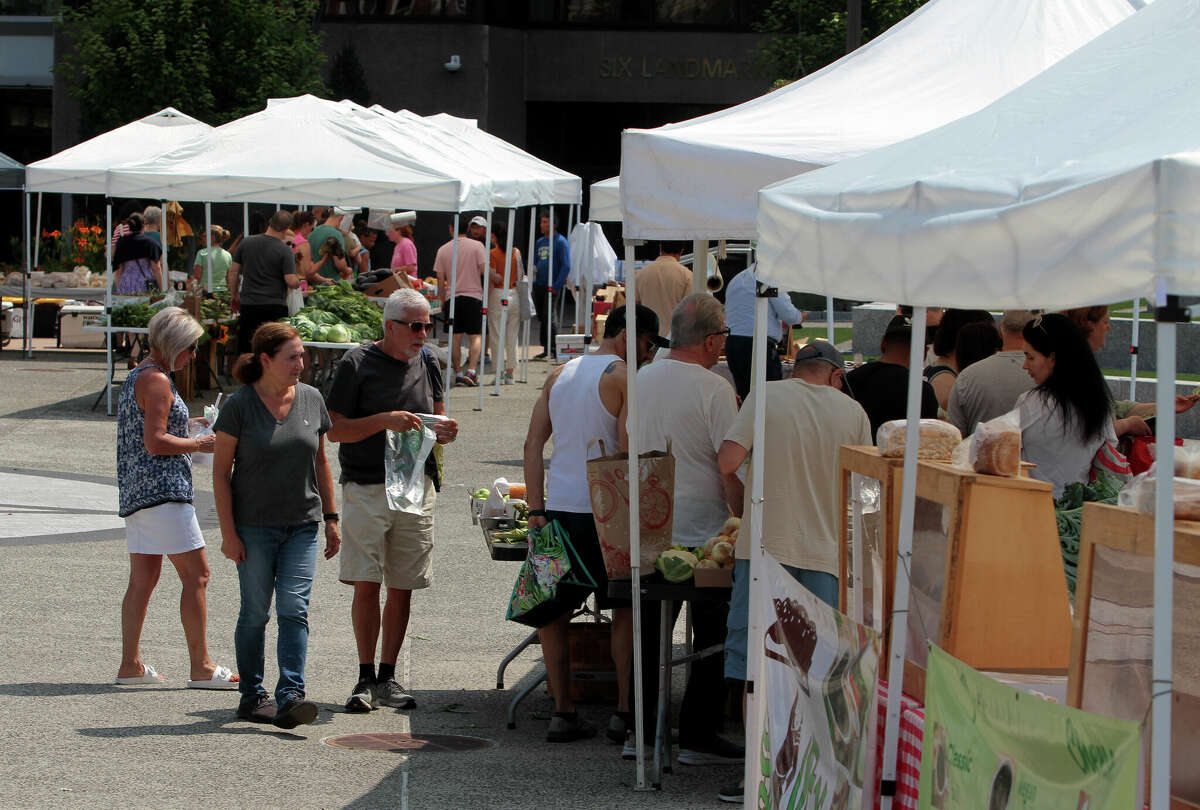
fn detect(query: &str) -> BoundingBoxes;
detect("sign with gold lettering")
[920,645,1140,810]
[599,55,764,80]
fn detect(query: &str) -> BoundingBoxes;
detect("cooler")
[555,333,586,362]
[58,304,106,348]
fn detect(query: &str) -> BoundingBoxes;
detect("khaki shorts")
[340,478,437,590]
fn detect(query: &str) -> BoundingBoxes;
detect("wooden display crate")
[1070,502,1200,807]
[838,445,1070,673]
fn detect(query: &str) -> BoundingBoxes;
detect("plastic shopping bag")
[384,423,436,515]
[286,287,304,316]
[189,401,220,468]
[505,520,598,628]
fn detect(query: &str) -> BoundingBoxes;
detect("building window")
[323,0,471,19]
[527,0,758,27]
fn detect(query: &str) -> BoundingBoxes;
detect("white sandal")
[187,664,240,690]
[115,663,165,685]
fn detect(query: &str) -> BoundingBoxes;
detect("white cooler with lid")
[58,304,106,348]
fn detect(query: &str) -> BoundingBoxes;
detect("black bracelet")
[323,512,339,522]
[529,508,548,517]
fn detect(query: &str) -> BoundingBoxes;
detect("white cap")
[468,215,488,229]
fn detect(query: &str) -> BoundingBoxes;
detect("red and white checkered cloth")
[872,680,926,810]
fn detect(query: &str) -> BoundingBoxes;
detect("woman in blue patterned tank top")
[115,307,238,690]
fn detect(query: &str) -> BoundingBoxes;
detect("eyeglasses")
[285,241,294,248]
[391,319,432,333]
[707,327,731,338]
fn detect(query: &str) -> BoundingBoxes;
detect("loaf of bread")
[973,428,1021,476]
[876,419,962,460]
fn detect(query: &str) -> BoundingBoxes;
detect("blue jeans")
[234,523,318,705]
[724,558,838,681]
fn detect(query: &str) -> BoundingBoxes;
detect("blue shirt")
[534,233,571,289]
[724,265,805,341]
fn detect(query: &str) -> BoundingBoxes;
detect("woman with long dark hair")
[925,309,994,410]
[1019,313,1116,496]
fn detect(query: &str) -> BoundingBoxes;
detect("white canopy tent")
[588,176,621,223]
[0,151,23,190]
[756,0,1192,805]
[613,0,1148,794]
[619,0,1142,241]
[22,109,214,363]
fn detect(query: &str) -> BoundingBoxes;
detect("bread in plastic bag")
[1118,464,1200,521]
[970,409,1022,477]
[876,419,961,459]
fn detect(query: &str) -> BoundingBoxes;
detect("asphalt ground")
[0,349,742,809]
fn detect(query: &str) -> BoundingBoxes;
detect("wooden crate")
[545,622,619,704]
[838,446,1070,673]
[1071,502,1200,806]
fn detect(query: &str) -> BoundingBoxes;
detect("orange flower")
[90,226,102,234]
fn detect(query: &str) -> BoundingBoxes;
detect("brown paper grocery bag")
[587,438,675,579]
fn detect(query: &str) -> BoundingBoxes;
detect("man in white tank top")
[522,304,667,743]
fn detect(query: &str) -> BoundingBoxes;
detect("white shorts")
[125,502,205,556]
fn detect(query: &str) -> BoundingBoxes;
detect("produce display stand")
[838,445,1071,673]
[82,325,150,409]
[299,340,357,394]
[1070,502,1200,807]
[607,578,731,787]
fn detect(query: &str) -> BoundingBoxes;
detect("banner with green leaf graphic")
[920,645,1140,810]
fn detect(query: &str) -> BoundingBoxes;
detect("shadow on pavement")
[0,681,161,697]
[75,707,332,740]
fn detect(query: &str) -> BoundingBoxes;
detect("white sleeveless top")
[546,353,620,513]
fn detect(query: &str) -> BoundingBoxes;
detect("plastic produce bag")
[875,419,961,459]
[384,424,436,515]
[189,401,220,468]
[483,477,510,518]
[1118,465,1200,521]
[970,409,1022,476]
[286,287,304,316]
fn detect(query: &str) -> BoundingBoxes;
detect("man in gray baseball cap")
[714,336,871,803]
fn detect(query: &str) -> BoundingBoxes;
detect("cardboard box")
[694,566,733,588]
[362,273,400,298]
[555,333,586,362]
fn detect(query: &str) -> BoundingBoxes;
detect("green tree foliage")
[754,0,927,85]
[57,0,329,137]
[328,42,371,107]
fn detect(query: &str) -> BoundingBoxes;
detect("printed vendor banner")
[919,645,1140,810]
[753,552,880,810]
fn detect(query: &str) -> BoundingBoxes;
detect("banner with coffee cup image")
[920,645,1140,810]
[752,552,880,810]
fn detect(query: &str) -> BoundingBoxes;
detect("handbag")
[505,520,598,628]
[1090,438,1132,486]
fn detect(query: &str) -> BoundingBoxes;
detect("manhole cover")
[324,733,494,753]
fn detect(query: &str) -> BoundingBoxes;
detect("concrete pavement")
[0,351,740,809]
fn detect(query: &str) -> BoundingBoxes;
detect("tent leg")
[477,210,492,412]
[105,201,114,416]
[1131,298,1141,400]
[160,199,168,291]
[1150,298,1180,810]
[625,239,651,792]
[744,282,771,805]
[23,191,33,358]
[444,214,461,415]
[692,239,707,295]
[826,295,835,344]
[493,208,516,398]
[204,202,213,292]
[877,305,927,810]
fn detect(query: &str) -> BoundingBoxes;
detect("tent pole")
[477,210,492,412]
[243,203,249,241]
[23,191,32,358]
[524,208,536,383]
[743,276,771,808]
[105,200,114,415]
[1130,298,1141,400]
[547,207,555,363]
[624,239,650,791]
[29,191,43,358]
[444,214,461,414]
[1150,295,1179,810]
[692,239,707,295]
[826,295,835,344]
[204,203,213,292]
[878,305,927,810]
[582,223,593,351]
[493,207,516,398]
[160,200,168,292]
[33,192,42,271]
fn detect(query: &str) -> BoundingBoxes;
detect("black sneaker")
[606,712,628,744]
[546,712,597,743]
[717,782,744,803]
[533,351,549,361]
[272,697,318,730]
[236,693,276,724]
[345,678,375,713]
[678,735,745,766]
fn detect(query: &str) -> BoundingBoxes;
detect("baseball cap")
[793,340,844,369]
[883,314,913,340]
[468,215,488,229]
[606,304,671,348]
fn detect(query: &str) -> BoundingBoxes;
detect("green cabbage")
[655,549,698,583]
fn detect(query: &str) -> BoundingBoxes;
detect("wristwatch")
[323,512,339,522]
[529,508,548,517]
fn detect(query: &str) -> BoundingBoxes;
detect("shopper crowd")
[111,228,1195,803]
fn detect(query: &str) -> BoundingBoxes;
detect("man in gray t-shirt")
[947,309,1036,435]
[230,209,300,354]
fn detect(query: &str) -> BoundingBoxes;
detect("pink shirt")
[433,236,487,301]
[390,237,418,276]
